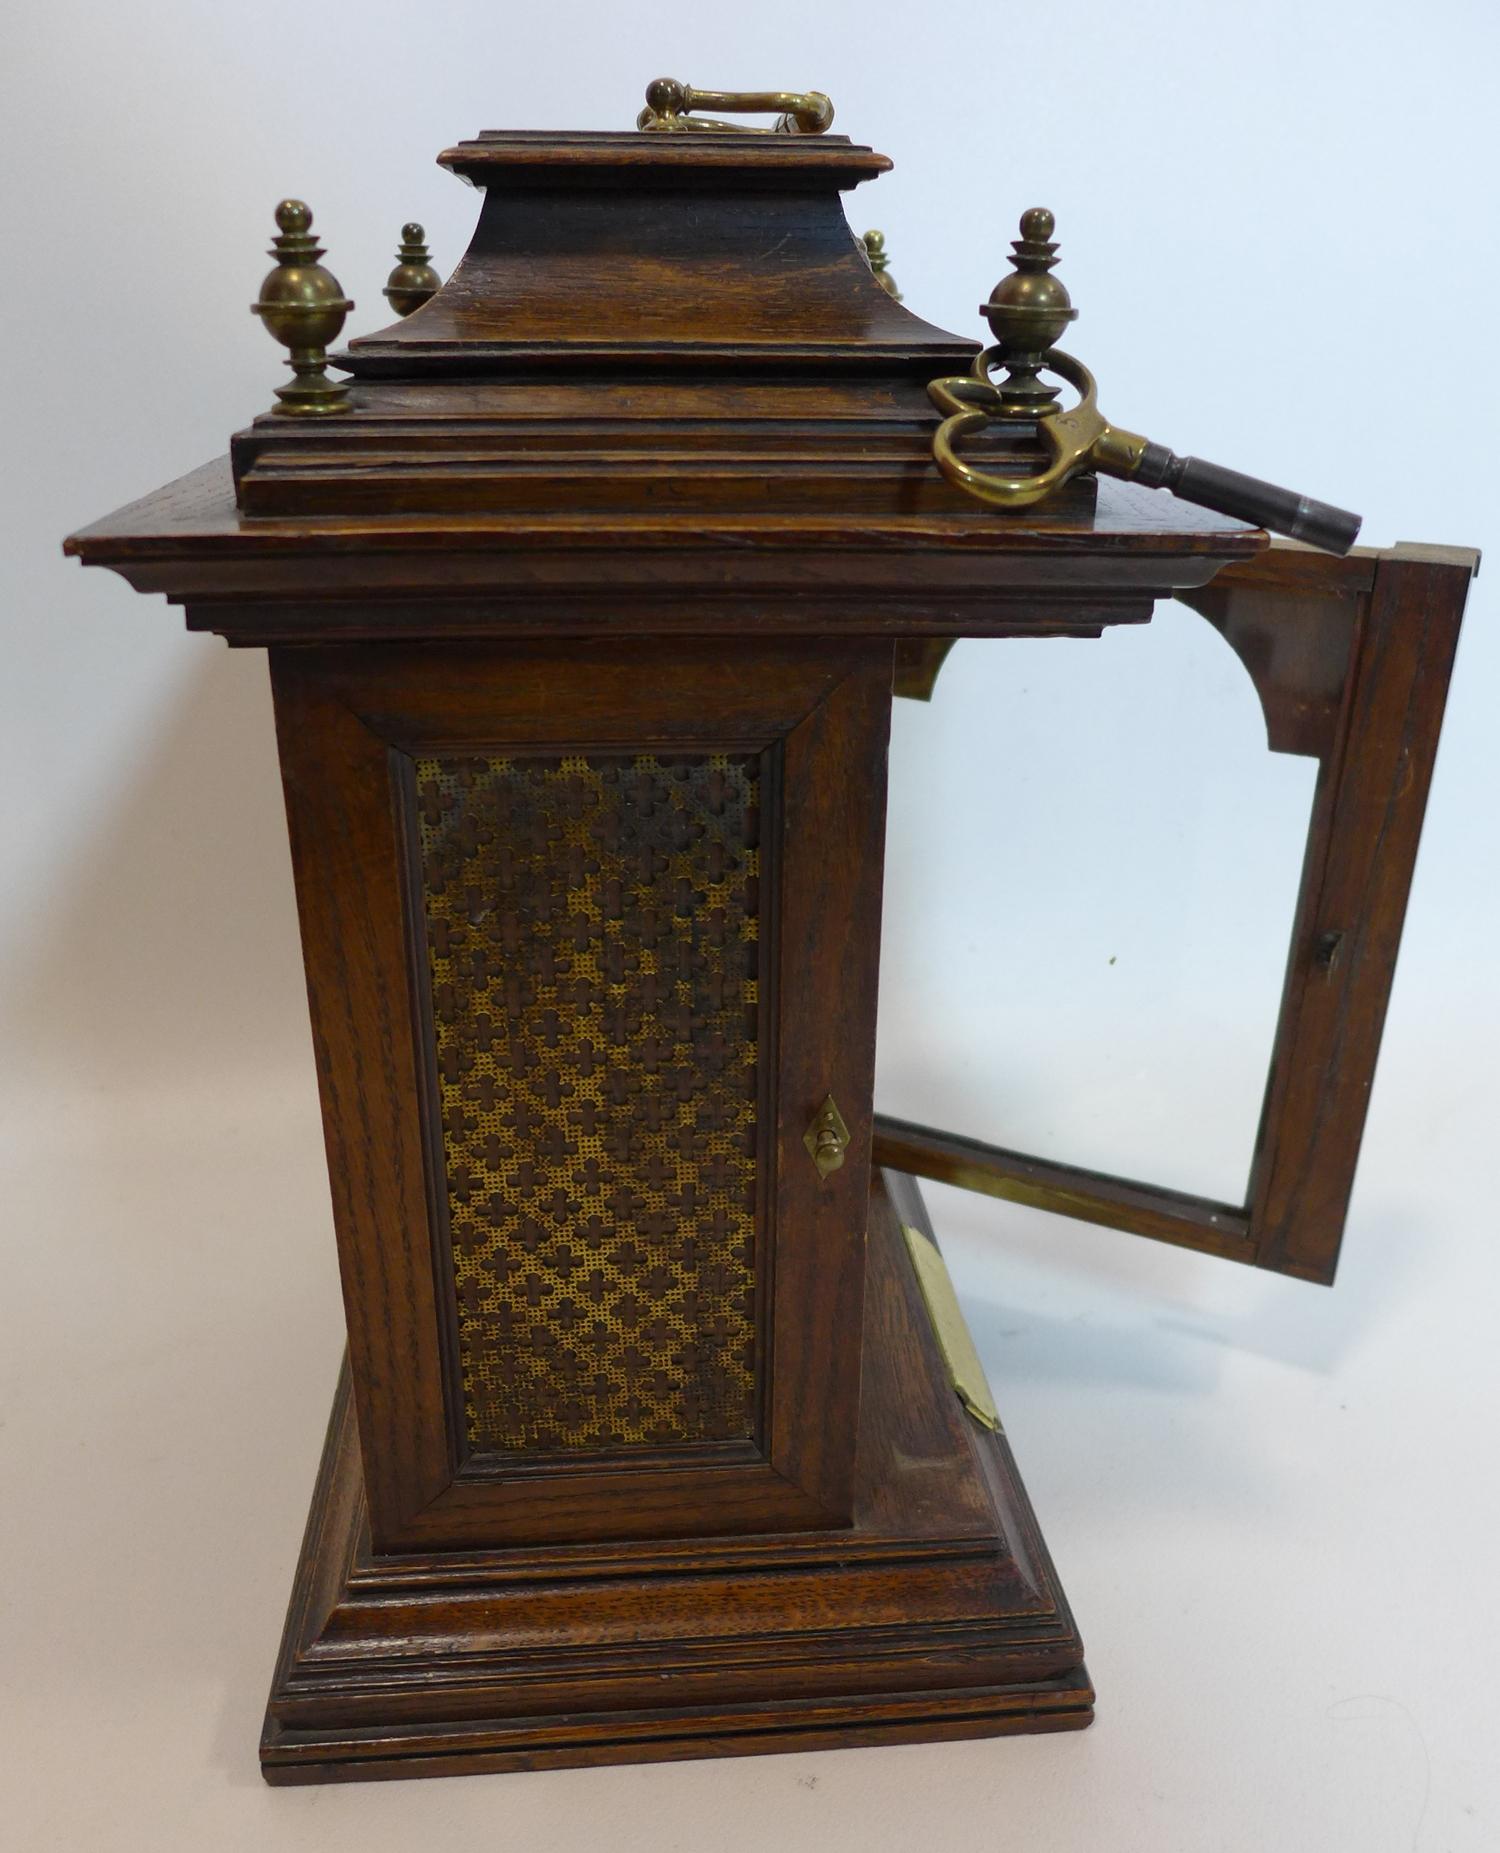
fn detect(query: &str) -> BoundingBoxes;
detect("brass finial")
[981,207,1078,420]
[862,230,902,301]
[926,205,1362,550]
[383,221,440,317]
[250,200,354,417]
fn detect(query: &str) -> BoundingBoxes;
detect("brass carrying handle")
[930,346,1361,554]
[637,77,834,135]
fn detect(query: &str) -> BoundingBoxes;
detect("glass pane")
[876,606,1316,1206]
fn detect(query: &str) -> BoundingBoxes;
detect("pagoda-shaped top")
[337,128,970,374]
[64,88,1260,647]
[217,113,1056,523]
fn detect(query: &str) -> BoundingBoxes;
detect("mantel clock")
[65,80,1474,1783]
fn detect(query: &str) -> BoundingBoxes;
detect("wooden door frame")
[875,542,1475,1285]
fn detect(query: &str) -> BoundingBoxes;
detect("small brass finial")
[250,199,354,417]
[383,221,440,317]
[862,230,902,301]
[981,207,1078,420]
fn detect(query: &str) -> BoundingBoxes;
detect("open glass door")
[876,541,1476,1285]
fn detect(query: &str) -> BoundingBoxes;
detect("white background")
[4,2,1497,1847]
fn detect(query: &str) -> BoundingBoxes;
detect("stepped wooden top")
[64,122,1264,637]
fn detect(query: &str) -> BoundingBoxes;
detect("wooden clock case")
[65,120,1472,1781]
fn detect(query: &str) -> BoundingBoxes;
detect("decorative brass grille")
[414,752,762,1453]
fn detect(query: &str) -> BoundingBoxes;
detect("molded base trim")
[261,1169,1092,1783]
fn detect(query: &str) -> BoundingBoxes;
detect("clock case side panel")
[270,636,892,1551]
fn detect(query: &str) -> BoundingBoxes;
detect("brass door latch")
[637,78,834,135]
[804,1095,851,1177]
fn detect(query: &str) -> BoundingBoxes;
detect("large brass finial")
[251,200,354,417]
[383,222,440,318]
[862,230,902,301]
[981,208,1078,419]
[925,204,1362,551]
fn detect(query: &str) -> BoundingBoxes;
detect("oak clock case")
[64,83,1472,1784]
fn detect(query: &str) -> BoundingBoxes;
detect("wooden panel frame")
[272,637,892,1549]
[875,541,1476,1285]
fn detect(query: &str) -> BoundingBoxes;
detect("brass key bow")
[931,345,1149,510]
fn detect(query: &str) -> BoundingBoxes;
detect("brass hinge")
[901,1223,1001,1431]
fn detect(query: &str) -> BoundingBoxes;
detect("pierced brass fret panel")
[414,752,762,1453]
